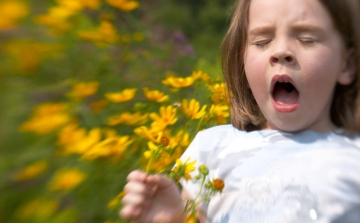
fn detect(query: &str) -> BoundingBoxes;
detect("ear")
[338,48,356,85]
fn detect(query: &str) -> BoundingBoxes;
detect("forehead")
[248,0,334,30]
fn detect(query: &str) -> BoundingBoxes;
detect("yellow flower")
[208,83,225,94]
[106,112,148,126]
[58,126,101,155]
[144,140,174,173]
[149,105,178,127]
[191,70,211,83]
[143,88,169,103]
[145,131,187,152]
[34,102,68,116]
[78,20,118,45]
[171,130,190,148]
[98,20,118,43]
[208,104,230,124]
[81,135,134,160]
[34,5,73,34]
[20,102,71,134]
[184,214,197,223]
[0,1,29,30]
[103,128,118,138]
[112,135,134,155]
[56,0,84,12]
[34,3,79,31]
[171,158,196,182]
[57,123,85,146]
[105,88,137,103]
[49,5,76,18]
[182,99,207,120]
[213,178,225,192]
[48,169,86,191]
[152,130,189,152]
[105,0,139,12]
[80,0,101,9]
[5,41,63,73]
[156,132,170,146]
[67,81,99,101]
[143,141,160,159]
[151,154,173,172]
[143,131,186,173]
[162,76,195,88]
[134,122,165,142]
[15,198,58,220]
[57,0,101,10]
[13,160,48,181]
[208,83,229,104]
[208,104,230,117]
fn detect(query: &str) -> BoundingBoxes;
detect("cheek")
[300,53,342,90]
[244,52,267,82]
[244,54,268,99]
[299,61,341,110]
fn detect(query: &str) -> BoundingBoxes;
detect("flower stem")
[194,175,206,201]
[195,115,205,134]
[145,156,153,173]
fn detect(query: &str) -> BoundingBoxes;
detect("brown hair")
[220,0,360,133]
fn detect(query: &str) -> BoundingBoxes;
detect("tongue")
[273,84,299,104]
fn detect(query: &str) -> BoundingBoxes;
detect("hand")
[120,170,185,223]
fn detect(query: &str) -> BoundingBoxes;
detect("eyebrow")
[291,24,325,34]
[248,24,325,37]
[248,25,274,37]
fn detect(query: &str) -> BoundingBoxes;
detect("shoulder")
[181,125,245,157]
[341,133,360,148]
[328,131,360,150]
[196,124,244,139]
[194,125,245,148]
[191,125,272,155]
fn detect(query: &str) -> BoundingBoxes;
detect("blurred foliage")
[0,0,234,222]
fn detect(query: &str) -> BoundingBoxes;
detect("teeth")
[278,80,288,83]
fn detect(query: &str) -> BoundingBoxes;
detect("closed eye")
[254,40,272,48]
[298,37,315,45]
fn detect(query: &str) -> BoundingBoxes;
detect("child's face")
[244,0,354,132]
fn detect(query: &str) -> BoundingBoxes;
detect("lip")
[270,74,300,113]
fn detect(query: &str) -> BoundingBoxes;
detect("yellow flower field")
[0,0,233,222]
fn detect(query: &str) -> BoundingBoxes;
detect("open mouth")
[272,81,299,104]
[271,76,300,113]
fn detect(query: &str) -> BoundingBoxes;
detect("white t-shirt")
[180,125,360,223]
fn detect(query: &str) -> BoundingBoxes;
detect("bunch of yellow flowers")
[18,69,228,222]
[2,0,229,222]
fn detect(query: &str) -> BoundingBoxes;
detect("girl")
[120,0,360,222]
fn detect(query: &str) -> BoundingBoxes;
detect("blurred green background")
[0,0,234,222]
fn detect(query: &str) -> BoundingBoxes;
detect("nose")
[270,54,294,64]
[269,41,296,65]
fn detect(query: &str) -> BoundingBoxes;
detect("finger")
[124,181,153,196]
[119,204,142,220]
[121,192,150,207]
[146,174,175,189]
[127,170,148,183]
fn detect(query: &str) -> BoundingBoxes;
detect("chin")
[277,127,304,133]
[269,120,335,133]
[267,121,307,133]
